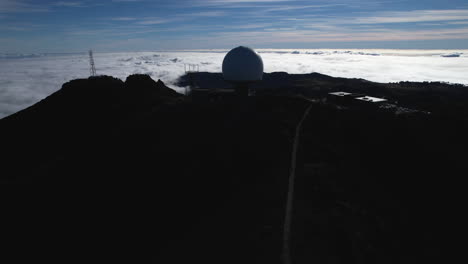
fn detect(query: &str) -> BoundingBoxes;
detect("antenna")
[184,64,199,92]
[184,64,199,73]
[89,50,97,76]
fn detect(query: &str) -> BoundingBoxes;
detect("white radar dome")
[222,46,264,82]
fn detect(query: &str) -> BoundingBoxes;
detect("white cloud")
[1,49,468,118]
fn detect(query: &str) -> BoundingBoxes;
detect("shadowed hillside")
[1,73,465,263]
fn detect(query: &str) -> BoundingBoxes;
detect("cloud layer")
[1,49,467,118]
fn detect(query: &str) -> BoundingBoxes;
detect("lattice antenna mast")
[184,64,199,73]
[89,50,97,76]
[184,63,199,87]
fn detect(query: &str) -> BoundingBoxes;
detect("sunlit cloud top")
[1,0,468,52]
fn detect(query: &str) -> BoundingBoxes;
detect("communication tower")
[89,50,97,76]
[185,64,199,92]
[184,64,199,73]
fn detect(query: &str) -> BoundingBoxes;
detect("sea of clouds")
[1,49,467,118]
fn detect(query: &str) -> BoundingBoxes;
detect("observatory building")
[222,46,264,96]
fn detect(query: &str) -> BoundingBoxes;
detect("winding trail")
[282,103,313,264]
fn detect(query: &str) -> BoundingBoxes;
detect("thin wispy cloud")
[448,21,468,25]
[203,0,295,3]
[110,17,138,21]
[73,6,468,48]
[223,23,276,29]
[187,11,227,17]
[0,0,49,13]
[191,0,297,7]
[137,18,179,25]
[121,11,227,26]
[204,27,468,44]
[262,4,348,13]
[54,1,86,7]
[0,25,30,31]
[1,0,468,52]
[354,9,468,24]
[111,0,145,2]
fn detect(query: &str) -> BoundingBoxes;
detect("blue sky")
[1,0,468,52]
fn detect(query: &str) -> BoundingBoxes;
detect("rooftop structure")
[328,92,353,97]
[328,91,363,104]
[354,96,388,103]
[328,92,389,108]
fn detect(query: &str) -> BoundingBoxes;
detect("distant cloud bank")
[0,49,467,118]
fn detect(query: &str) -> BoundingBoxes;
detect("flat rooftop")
[328,92,353,97]
[354,96,388,103]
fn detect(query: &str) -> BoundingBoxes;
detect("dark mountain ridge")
[1,73,465,263]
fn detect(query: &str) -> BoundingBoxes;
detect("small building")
[352,96,389,110]
[354,96,388,104]
[329,91,353,97]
